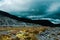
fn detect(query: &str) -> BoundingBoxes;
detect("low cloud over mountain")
[0,0,60,24]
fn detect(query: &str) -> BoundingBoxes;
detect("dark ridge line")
[0,11,60,27]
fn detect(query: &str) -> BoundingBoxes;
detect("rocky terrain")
[0,27,60,40]
[0,15,40,27]
[37,27,60,40]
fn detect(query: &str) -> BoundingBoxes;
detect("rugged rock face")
[0,15,40,26]
[0,15,25,26]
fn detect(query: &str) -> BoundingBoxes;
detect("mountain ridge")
[0,11,60,27]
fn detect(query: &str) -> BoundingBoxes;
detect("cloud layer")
[0,0,60,24]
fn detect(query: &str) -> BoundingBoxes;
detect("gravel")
[37,27,60,40]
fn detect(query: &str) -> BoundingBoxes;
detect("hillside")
[0,11,60,27]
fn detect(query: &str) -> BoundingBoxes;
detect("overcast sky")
[0,0,60,24]
[0,0,60,12]
[0,0,60,16]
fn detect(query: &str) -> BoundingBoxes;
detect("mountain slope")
[0,11,60,27]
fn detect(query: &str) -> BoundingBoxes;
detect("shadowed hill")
[0,11,60,27]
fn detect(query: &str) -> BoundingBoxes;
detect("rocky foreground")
[0,27,60,40]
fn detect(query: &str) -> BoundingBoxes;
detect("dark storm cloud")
[0,0,60,24]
